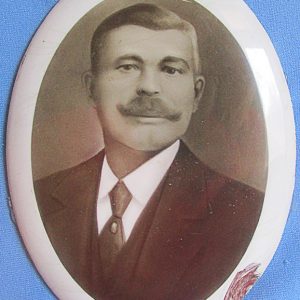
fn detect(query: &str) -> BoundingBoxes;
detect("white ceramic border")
[6,1,295,299]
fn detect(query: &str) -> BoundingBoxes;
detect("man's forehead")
[102,25,194,63]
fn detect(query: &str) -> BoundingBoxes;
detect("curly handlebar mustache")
[117,96,182,122]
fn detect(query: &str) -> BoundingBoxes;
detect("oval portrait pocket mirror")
[6,0,296,299]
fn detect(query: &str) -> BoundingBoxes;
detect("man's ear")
[193,75,205,112]
[81,70,94,103]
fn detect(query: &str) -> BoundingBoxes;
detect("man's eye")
[117,64,139,72]
[162,66,183,75]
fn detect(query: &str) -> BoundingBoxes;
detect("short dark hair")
[90,3,200,74]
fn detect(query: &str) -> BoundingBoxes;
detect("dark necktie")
[98,180,132,279]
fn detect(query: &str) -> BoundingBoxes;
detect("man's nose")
[136,68,160,96]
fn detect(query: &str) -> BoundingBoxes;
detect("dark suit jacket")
[34,142,264,300]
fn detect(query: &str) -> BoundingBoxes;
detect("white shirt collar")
[98,140,180,205]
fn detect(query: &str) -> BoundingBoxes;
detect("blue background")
[0,1,299,299]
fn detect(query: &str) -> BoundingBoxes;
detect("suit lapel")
[44,152,104,291]
[128,143,227,299]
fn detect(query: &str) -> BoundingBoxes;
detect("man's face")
[88,25,204,151]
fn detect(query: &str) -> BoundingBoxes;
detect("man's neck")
[104,137,161,179]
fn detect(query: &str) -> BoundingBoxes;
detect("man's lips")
[125,112,169,119]
[119,109,181,121]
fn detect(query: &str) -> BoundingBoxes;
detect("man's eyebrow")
[115,55,143,64]
[160,56,190,70]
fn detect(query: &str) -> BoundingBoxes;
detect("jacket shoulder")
[177,141,264,219]
[34,151,104,216]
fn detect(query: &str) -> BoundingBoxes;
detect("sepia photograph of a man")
[33,2,266,299]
